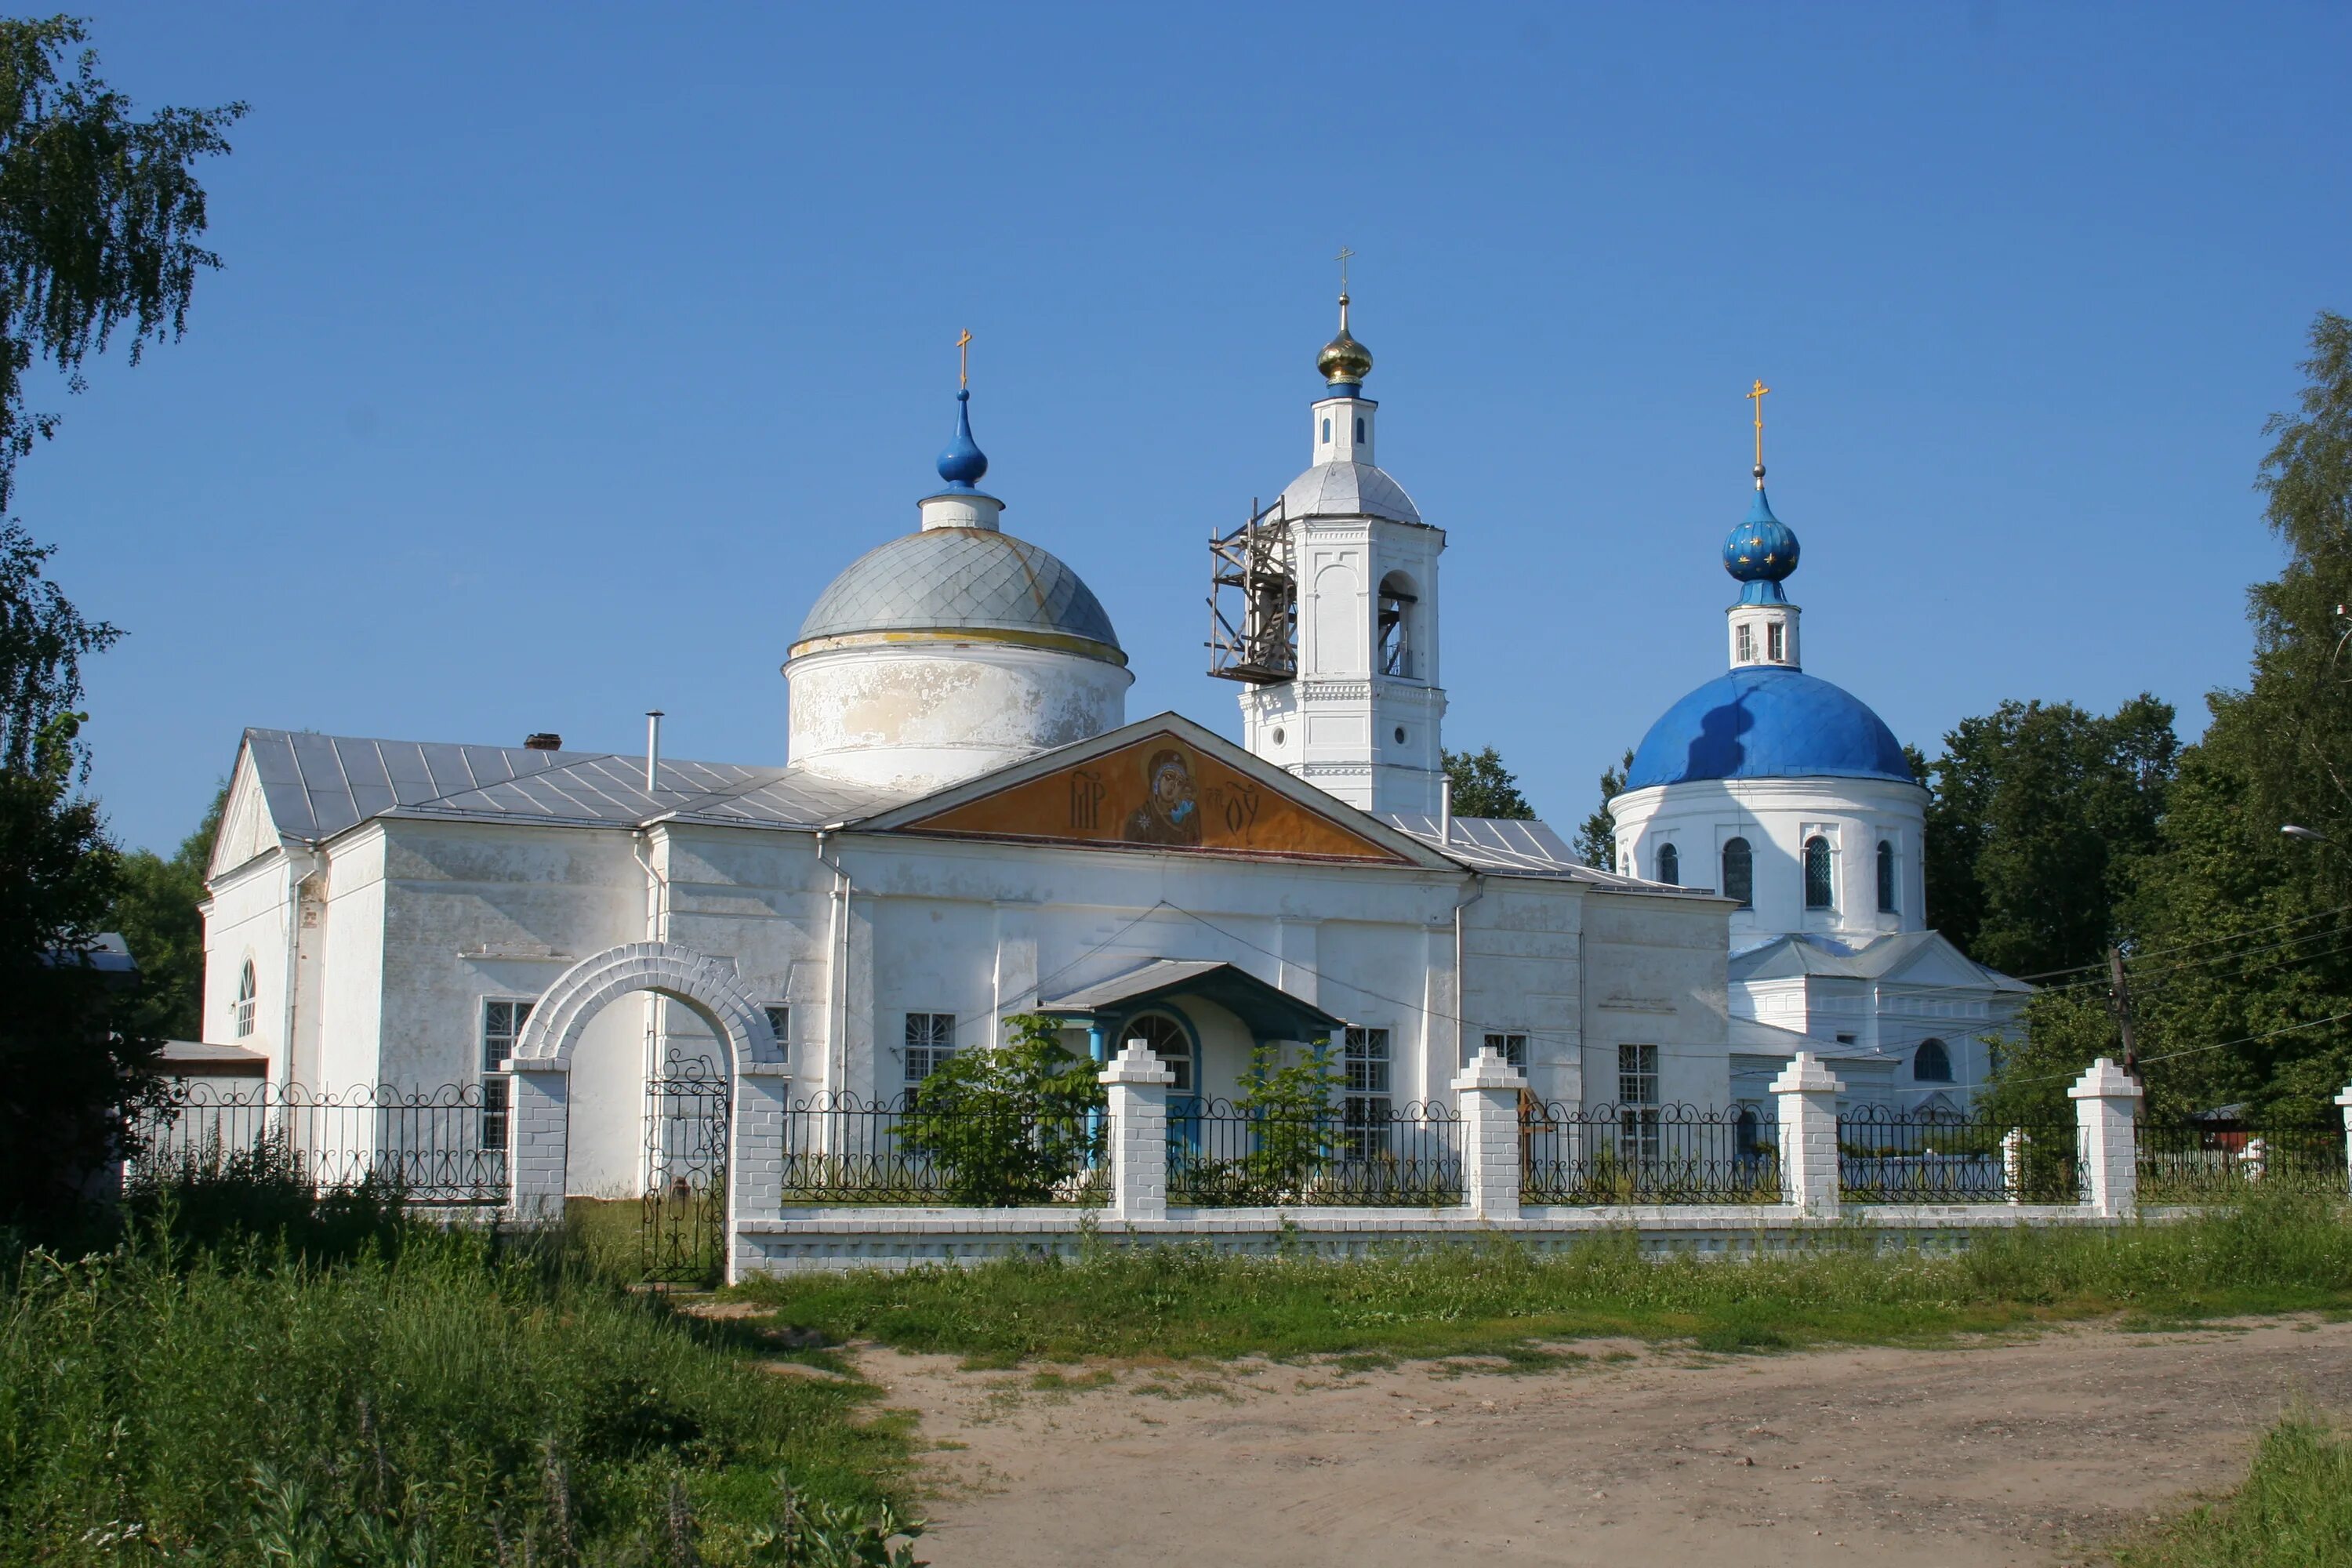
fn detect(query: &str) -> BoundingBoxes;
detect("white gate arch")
[501,942,789,1284]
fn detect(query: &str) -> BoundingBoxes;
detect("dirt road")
[854,1319,2352,1566]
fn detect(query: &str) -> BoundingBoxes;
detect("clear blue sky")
[36,2,2352,852]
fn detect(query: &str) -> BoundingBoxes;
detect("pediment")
[885,720,1417,865]
[208,742,286,879]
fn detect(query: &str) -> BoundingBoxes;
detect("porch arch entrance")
[504,942,786,1283]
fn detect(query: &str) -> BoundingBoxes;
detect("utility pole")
[2107,946,2139,1078]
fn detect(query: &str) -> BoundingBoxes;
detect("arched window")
[1655,842,1679,885]
[1123,1012,1192,1094]
[234,959,257,1039]
[1376,572,1417,677]
[1321,417,1331,442]
[1354,416,1366,443]
[1804,836,1834,909]
[1722,837,1753,908]
[1913,1037,1952,1082]
[1876,840,1896,913]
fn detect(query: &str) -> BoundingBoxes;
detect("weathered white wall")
[1580,888,1737,1109]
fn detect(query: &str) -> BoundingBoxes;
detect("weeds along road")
[858,1318,2352,1567]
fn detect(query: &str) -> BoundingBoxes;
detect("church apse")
[898,731,1410,862]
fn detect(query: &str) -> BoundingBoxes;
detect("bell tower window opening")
[1321,417,1331,443]
[1735,623,1755,663]
[1722,837,1753,908]
[1804,835,1834,910]
[1767,622,1786,662]
[1377,572,1417,677]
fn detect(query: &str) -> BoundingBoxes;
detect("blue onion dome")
[1722,485,1799,598]
[935,389,988,491]
[1625,666,1911,789]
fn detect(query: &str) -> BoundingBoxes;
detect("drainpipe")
[279,848,312,1090]
[632,829,670,1082]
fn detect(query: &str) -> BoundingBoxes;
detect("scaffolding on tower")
[1207,496,1297,684]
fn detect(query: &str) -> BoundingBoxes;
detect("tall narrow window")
[481,998,534,1151]
[1616,1044,1661,1163]
[234,960,257,1039]
[1876,840,1897,913]
[1767,622,1786,662]
[1722,837,1754,908]
[905,1012,956,1086]
[763,1005,789,1058]
[1377,573,1416,677]
[1656,842,1679,885]
[1804,836,1834,909]
[1735,623,1755,662]
[1321,417,1331,442]
[1341,1026,1391,1160]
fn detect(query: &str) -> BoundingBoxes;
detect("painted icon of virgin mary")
[1123,747,1201,846]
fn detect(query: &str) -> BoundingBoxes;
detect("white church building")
[198,294,1759,1201]
[1606,393,2030,1114]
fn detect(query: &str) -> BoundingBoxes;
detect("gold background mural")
[902,732,1410,862]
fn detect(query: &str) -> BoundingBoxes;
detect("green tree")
[898,1014,1104,1206]
[1920,695,2176,978]
[1441,745,1534,819]
[0,17,242,516]
[110,782,223,1040]
[1573,747,1632,870]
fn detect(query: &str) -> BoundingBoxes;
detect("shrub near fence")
[1836,1105,2082,1204]
[132,1082,507,1205]
[2140,1119,2349,1203]
[1167,1098,1464,1207]
[778,1090,1107,1207]
[1520,1102,1780,1204]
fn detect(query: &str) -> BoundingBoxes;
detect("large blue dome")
[1625,666,1913,789]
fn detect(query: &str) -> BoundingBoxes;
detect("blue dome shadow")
[1686,692,1758,783]
[1628,666,1911,790]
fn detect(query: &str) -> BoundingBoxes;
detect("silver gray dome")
[795,527,1122,653]
[1278,460,1422,525]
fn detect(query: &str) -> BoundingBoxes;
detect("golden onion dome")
[1316,292,1374,385]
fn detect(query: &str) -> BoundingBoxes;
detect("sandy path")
[851,1319,2352,1567]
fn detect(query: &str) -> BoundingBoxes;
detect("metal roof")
[1278,459,1422,525]
[1729,930,2033,992]
[1377,813,1710,892]
[1039,958,1346,1038]
[1625,666,1914,790]
[795,527,1121,650]
[240,728,916,845]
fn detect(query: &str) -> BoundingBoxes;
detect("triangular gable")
[209,741,286,880]
[878,717,1422,865]
[1878,931,2023,991]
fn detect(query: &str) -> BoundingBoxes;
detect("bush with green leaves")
[898,1013,1105,1206]
[1171,1040,1342,1205]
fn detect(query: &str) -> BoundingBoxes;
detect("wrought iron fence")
[1520,1102,1781,1204]
[1166,1098,1464,1207]
[778,1089,1108,1206]
[130,1081,508,1205]
[2138,1119,2348,1203]
[641,1056,731,1283]
[1836,1105,2082,1203]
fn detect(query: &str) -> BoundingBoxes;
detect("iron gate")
[641,1054,731,1283]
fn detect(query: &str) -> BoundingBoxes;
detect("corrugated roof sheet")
[1729,930,2034,992]
[1377,813,1711,891]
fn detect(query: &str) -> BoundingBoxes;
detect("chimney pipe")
[645,710,663,793]
[524,732,562,752]
[1439,778,1454,845]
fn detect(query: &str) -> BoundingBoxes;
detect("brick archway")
[512,941,780,1069]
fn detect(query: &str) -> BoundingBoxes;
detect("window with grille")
[1767,622,1786,662]
[1655,842,1679,885]
[1124,1013,1192,1092]
[763,1004,789,1056]
[1722,837,1754,907]
[1481,1032,1527,1069]
[1913,1038,1952,1082]
[1735,623,1755,663]
[234,959,257,1039]
[1876,840,1897,913]
[1804,835,1835,909]
[481,998,534,1151]
[1616,1043,1661,1163]
[1341,1026,1392,1160]
[904,1012,956,1085]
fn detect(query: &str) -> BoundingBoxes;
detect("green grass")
[1,1178,916,1564]
[2118,1414,2352,1566]
[738,1192,2352,1367]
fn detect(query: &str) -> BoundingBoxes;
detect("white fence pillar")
[2002,1127,2028,1206]
[1100,1041,1174,1221]
[2337,1085,2352,1196]
[503,1059,570,1225]
[1453,1047,1526,1219]
[728,1065,791,1284]
[1770,1052,1845,1216]
[2069,1057,2141,1217]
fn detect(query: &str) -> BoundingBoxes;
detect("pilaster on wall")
[1770,1052,1844,1216]
[732,1065,792,1251]
[2069,1057,2142,1218]
[1100,1042,1174,1221]
[1453,1047,1526,1219]
[503,1060,570,1225]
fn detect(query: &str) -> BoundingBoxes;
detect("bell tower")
[1210,266,1448,816]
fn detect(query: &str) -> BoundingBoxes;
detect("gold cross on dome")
[1335,245,1355,294]
[956,328,973,389]
[1747,379,1771,471]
